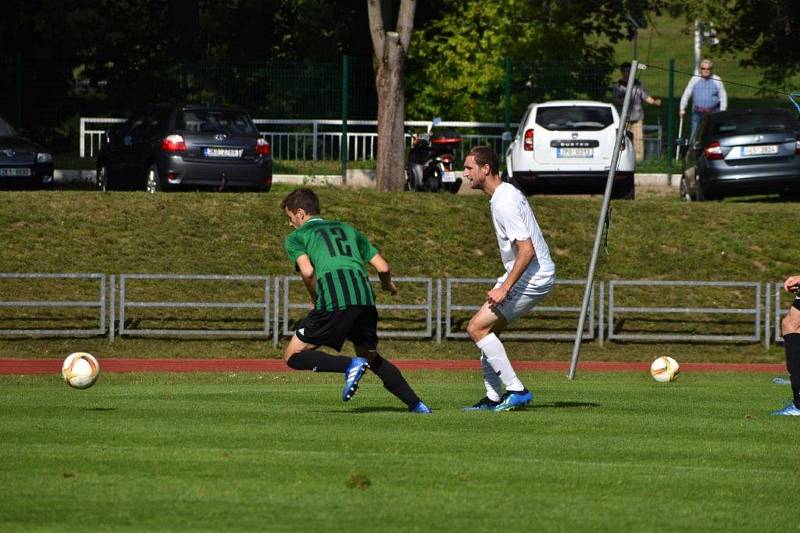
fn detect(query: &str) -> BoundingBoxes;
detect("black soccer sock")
[286,350,351,373]
[782,333,800,408]
[369,354,420,407]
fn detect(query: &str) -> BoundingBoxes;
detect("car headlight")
[36,152,53,163]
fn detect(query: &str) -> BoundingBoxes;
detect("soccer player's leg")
[283,310,369,402]
[467,302,525,389]
[351,307,431,413]
[773,301,800,416]
[283,335,351,372]
[355,345,430,413]
[471,280,553,411]
[463,354,504,410]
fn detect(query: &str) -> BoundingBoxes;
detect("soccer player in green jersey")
[280,188,431,413]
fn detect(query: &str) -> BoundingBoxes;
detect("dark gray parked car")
[97,104,272,192]
[679,109,800,201]
[0,115,54,189]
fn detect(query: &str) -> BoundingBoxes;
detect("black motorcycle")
[406,118,462,193]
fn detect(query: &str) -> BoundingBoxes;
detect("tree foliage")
[407,0,667,122]
[695,0,799,87]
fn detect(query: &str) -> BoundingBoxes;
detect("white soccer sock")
[476,333,525,392]
[481,353,504,402]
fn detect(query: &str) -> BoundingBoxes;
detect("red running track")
[0,358,785,374]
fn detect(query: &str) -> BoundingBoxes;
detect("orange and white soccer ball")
[650,356,680,383]
[62,352,100,389]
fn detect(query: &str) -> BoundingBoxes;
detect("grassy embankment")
[0,185,795,363]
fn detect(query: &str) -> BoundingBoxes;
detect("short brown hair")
[281,187,320,215]
[468,145,499,175]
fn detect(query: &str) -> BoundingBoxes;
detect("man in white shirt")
[680,59,728,139]
[461,146,556,411]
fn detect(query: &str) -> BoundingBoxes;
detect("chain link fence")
[2,55,794,160]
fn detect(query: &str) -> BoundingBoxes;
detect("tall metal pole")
[503,57,511,157]
[503,58,511,130]
[667,59,675,174]
[693,20,702,75]
[567,60,639,380]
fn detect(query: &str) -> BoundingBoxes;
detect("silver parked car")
[679,109,800,201]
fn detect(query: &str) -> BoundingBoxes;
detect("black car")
[97,104,272,192]
[0,115,54,189]
[679,109,800,201]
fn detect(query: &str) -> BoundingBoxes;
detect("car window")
[535,106,614,131]
[0,116,16,136]
[711,113,798,137]
[153,108,173,133]
[176,109,257,135]
[126,112,150,137]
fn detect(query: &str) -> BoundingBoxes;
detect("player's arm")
[369,253,398,295]
[783,275,800,293]
[295,254,317,302]
[487,239,535,305]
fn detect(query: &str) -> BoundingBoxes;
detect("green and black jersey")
[284,217,378,311]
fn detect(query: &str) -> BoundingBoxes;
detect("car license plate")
[204,147,243,158]
[742,145,778,156]
[442,171,456,183]
[0,168,32,177]
[557,147,593,158]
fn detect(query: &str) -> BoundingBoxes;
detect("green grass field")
[1,371,798,531]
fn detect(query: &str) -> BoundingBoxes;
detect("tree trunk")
[368,0,416,192]
[375,33,406,192]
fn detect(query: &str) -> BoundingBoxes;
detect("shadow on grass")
[343,406,409,414]
[85,407,118,412]
[531,401,600,409]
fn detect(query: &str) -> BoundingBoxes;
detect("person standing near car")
[612,62,661,162]
[772,274,800,416]
[461,146,555,412]
[680,59,727,139]
[280,187,431,414]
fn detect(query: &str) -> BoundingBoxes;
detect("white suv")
[504,100,636,199]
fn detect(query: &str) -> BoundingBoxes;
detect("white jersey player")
[461,146,556,411]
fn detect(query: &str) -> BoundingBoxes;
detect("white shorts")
[493,275,554,323]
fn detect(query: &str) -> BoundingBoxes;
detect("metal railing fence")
[118,274,271,339]
[78,117,512,160]
[0,273,106,337]
[79,117,663,161]
[445,278,596,341]
[1,274,793,348]
[608,280,762,343]
[280,276,435,340]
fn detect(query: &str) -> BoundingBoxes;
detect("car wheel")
[679,175,693,202]
[404,164,415,191]
[145,165,163,193]
[611,178,635,200]
[695,181,712,201]
[96,165,110,192]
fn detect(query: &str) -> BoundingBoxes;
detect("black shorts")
[295,305,379,352]
[793,297,800,312]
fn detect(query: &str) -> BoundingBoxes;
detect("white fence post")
[312,120,318,160]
